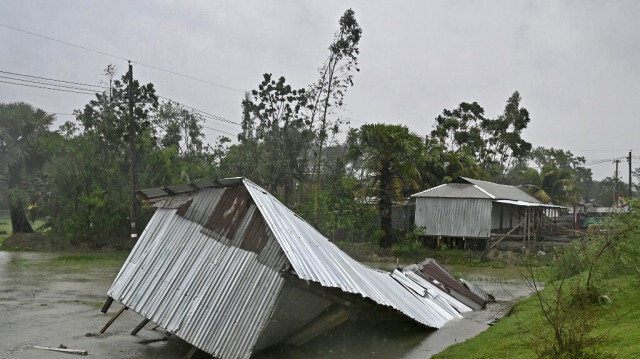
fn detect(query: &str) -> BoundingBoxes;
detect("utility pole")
[614,159,620,204]
[628,150,633,198]
[128,61,137,239]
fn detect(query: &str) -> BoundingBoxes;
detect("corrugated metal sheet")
[458,177,540,203]
[109,178,473,359]
[419,259,487,310]
[108,186,290,359]
[412,183,492,199]
[412,177,540,204]
[243,179,461,329]
[459,279,495,303]
[414,197,492,238]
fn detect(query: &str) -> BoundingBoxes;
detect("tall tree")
[241,74,311,205]
[483,91,532,178]
[154,101,205,156]
[430,91,532,181]
[348,124,422,248]
[0,102,53,233]
[309,9,362,215]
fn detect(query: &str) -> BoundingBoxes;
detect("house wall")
[490,203,522,231]
[414,197,492,238]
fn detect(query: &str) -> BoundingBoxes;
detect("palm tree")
[0,102,53,233]
[349,124,423,248]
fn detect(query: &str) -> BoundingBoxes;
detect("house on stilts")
[103,177,490,359]
[411,177,567,249]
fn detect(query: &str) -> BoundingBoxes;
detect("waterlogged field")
[0,251,532,359]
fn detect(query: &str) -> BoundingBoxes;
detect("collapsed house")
[412,177,566,245]
[105,177,490,359]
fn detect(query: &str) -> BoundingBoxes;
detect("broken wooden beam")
[34,346,88,355]
[100,305,127,334]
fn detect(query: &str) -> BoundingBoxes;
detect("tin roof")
[108,178,471,358]
[412,177,540,204]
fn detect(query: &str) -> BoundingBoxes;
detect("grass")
[433,274,640,358]
[0,214,10,245]
[0,213,48,246]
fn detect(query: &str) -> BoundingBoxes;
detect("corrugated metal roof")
[108,178,473,359]
[412,183,492,199]
[243,179,461,328]
[458,177,540,203]
[412,177,540,203]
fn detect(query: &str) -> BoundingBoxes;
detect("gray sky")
[1,0,639,180]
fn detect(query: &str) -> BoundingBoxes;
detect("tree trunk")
[10,197,33,233]
[379,164,393,249]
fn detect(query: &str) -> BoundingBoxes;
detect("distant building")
[411,177,566,244]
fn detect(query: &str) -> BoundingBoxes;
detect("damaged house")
[104,177,489,359]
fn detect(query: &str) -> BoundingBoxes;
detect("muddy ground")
[0,251,534,359]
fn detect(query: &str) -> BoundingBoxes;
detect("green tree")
[505,147,592,205]
[430,92,532,181]
[240,73,312,206]
[0,102,53,233]
[309,8,362,215]
[484,91,532,179]
[42,68,218,244]
[348,124,422,248]
[154,101,205,156]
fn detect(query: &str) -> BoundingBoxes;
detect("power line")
[0,74,101,93]
[0,79,94,95]
[202,124,236,137]
[157,95,240,126]
[0,22,246,93]
[0,70,104,89]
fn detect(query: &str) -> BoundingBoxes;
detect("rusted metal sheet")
[108,178,478,359]
[416,258,488,310]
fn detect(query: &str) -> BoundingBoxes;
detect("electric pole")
[614,159,620,204]
[128,61,137,239]
[628,150,633,198]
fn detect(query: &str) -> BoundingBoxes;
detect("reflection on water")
[256,309,432,359]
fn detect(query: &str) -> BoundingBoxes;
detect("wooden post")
[182,346,199,359]
[100,305,127,334]
[100,296,114,314]
[130,318,151,336]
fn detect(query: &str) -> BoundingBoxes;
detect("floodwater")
[0,252,534,359]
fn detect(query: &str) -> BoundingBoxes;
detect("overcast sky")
[1,1,639,180]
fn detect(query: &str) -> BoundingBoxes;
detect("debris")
[34,346,88,355]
